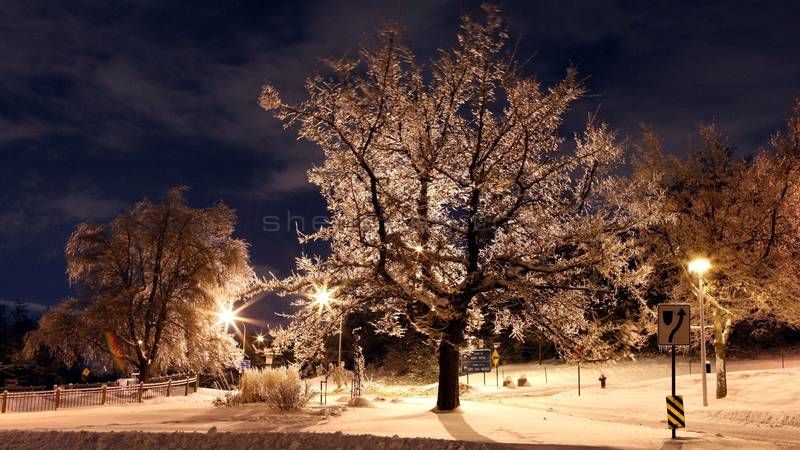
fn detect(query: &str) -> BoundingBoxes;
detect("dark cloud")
[1,0,799,322]
[498,1,800,151]
[0,299,49,315]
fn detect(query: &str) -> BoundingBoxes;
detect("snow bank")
[0,430,515,449]
[495,365,800,431]
[697,409,800,428]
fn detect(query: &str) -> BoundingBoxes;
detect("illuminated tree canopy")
[25,188,255,380]
[260,6,660,410]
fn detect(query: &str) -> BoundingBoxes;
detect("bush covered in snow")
[212,391,241,408]
[240,367,281,402]
[239,366,313,410]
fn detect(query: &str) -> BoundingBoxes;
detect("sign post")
[491,347,501,387]
[658,303,691,439]
[459,349,491,387]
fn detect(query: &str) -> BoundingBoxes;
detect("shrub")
[360,373,383,395]
[239,367,282,403]
[212,391,241,407]
[264,372,314,410]
[239,366,314,410]
[329,364,352,391]
[381,345,438,383]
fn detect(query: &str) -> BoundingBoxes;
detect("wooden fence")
[1,374,199,414]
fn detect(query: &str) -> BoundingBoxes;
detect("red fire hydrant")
[599,374,607,389]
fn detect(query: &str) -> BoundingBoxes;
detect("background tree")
[634,100,800,398]
[0,302,37,365]
[260,6,658,411]
[25,188,255,381]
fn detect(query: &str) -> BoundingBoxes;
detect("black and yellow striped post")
[666,395,685,431]
[668,344,684,439]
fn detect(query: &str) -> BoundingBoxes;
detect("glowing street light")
[688,258,711,275]
[688,257,712,407]
[255,333,265,344]
[312,284,344,365]
[313,286,332,307]
[218,304,247,357]
[218,306,237,327]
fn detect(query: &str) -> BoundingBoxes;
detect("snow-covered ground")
[1,355,798,449]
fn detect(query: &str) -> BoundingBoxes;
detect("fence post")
[184,377,190,396]
[167,379,172,397]
[194,375,199,393]
[101,384,107,405]
[137,382,144,403]
[54,386,61,410]
[1,390,7,413]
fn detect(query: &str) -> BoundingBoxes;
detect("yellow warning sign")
[81,368,90,378]
[491,349,500,367]
[666,395,685,428]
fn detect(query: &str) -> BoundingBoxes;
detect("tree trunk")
[713,308,731,399]
[138,359,150,383]
[715,341,727,399]
[435,339,460,412]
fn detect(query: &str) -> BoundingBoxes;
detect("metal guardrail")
[1,374,199,413]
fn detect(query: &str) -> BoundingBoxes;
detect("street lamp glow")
[313,286,333,306]
[218,306,236,326]
[310,283,344,364]
[688,258,711,275]
[216,301,250,353]
[255,334,265,343]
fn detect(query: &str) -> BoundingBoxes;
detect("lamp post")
[242,322,247,357]
[219,305,246,358]
[688,257,711,407]
[313,285,343,365]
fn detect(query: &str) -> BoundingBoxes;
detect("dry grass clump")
[239,367,313,410]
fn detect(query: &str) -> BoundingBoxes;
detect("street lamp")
[218,305,247,359]
[688,257,711,407]
[218,306,236,327]
[313,285,344,365]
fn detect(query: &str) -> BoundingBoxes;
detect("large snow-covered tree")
[634,101,800,398]
[260,7,658,411]
[25,188,255,380]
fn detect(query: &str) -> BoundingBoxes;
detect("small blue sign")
[239,359,251,369]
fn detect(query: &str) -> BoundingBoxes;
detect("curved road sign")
[658,304,691,346]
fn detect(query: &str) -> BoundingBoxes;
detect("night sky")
[2,0,799,321]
